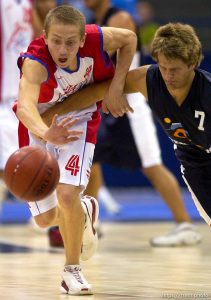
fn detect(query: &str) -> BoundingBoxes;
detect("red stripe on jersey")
[86,109,101,144]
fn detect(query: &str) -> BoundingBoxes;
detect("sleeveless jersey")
[0,0,33,103]
[15,24,115,146]
[146,65,211,153]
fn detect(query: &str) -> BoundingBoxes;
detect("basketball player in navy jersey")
[42,22,211,236]
[15,5,136,295]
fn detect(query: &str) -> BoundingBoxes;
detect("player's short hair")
[151,23,203,67]
[44,5,86,38]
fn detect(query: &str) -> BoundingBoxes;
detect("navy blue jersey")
[146,65,211,153]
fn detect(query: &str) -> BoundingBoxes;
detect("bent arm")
[42,79,112,125]
[102,26,137,90]
[42,66,150,125]
[17,59,49,139]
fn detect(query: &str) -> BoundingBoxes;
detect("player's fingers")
[58,115,74,127]
[67,130,83,136]
[51,114,58,125]
[66,136,81,143]
[102,100,109,114]
[63,118,80,128]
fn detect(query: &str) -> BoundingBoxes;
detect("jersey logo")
[163,120,192,146]
[65,155,80,176]
[84,65,92,79]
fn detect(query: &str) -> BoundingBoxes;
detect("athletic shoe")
[60,265,92,295]
[81,195,99,261]
[150,222,202,247]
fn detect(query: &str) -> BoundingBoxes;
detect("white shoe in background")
[150,222,202,247]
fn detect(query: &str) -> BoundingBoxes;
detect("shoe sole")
[81,196,99,260]
[60,281,93,295]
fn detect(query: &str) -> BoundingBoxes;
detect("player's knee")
[57,185,80,210]
[142,165,161,180]
[34,209,57,228]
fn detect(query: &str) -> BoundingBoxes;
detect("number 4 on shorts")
[65,155,80,176]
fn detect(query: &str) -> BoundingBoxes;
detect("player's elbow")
[126,30,137,48]
[16,101,30,122]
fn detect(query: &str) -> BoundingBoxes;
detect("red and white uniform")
[16,24,114,146]
[0,0,33,169]
[15,25,115,215]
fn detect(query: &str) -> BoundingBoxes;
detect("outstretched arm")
[42,66,149,125]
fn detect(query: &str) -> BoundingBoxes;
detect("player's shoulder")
[20,35,56,71]
[197,68,211,83]
[196,69,211,102]
[85,24,100,36]
[27,36,50,59]
[80,25,102,56]
[146,64,159,79]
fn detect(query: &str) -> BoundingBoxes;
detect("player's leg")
[181,160,211,226]
[55,140,98,295]
[28,187,93,295]
[127,92,201,246]
[85,162,103,199]
[28,129,98,294]
[143,165,191,223]
[85,162,120,215]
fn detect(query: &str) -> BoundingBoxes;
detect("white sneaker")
[81,195,99,261]
[60,265,92,295]
[150,222,202,247]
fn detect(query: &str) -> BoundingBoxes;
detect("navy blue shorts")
[94,113,142,170]
[175,145,211,225]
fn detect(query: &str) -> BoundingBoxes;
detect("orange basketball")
[4,146,60,202]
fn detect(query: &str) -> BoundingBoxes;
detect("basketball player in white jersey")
[15,5,137,295]
[0,0,34,205]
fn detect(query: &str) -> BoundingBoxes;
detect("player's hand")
[43,114,83,145]
[102,86,134,117]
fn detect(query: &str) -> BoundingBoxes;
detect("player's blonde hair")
[151,23,203,67]
[44,5,86,38]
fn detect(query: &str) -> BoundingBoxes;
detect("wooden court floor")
[0,222,211,300]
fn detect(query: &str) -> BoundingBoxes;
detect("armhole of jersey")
[18,54,50,83]
[96,26,112,68]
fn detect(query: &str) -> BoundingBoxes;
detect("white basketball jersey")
[0,0,33,103]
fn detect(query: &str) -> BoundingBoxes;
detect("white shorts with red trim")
[27,126,95,216]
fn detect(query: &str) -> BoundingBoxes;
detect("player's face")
[45,23,85,69]
[157,53,195,90]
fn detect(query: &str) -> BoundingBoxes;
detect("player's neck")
[93,4,111,25]
[168,72,195,106]
[66,56,78,72]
